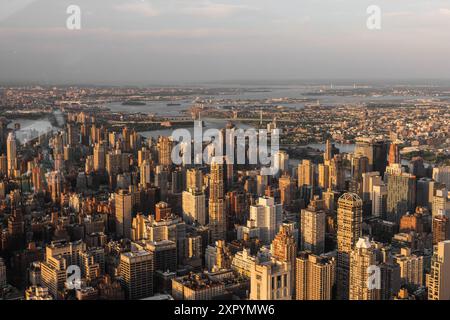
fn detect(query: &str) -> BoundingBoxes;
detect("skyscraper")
[427,240,450,300]
[432,187,449,218]
[140,160,151,187]
[372,184,387,218]
[300,196,325,255]
[417,177,435,209]
[324,139,333,163]
[372,140,388,176]
[351,154,369,182]
[119,250,153,299]
[146,240,177,273]
[329,155,345,191]
[386,172,416,222]
[7,132,17,178]
[318,163,330,190]
[274,150,289,176]
[93,142,106,172]
[271,224,297,296]
[278,174,294,207]
[157,136,172,167]
[433,213,450,245]
[355,138,373,171]
[209,158,226,242]
[249,196,283,245]
[361,171,381,202]
[394,247,423,287]
[298,160,315,188]
[250,258,292,300]
[186,168,203,192]
[296,252,335,300]
[349,238,380,300]
[47,171,63,204]
[433,166,450,189]
[182,189,206,225]
[336,193,363,300]
[115,190,132,239]
[388,142,400,166]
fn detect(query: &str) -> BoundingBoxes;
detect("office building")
[119,250,153,299]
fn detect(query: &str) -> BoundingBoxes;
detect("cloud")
[385,11,413,17]
[113,2,160,17]
[0,0,37,22]
[180,1,257,18]
[439,8,450,16]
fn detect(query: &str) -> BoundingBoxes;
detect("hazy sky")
[1,0,450,85]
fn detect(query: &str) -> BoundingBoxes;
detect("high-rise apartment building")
[318,163,330,190]
[432,187,449,218]
[330,155,345,191]
[298,160,315,188]
[427,240,450,300]
[271,225,297,295]
[182,189,206,225]
[6,132,17,178]
[209,158,226,242]
[278,174,294,207]
[361,172,381,202]
[336,193,362,300]
[416,178,435,209]
[157,136,172,166]
[93,142,106,172]
[394,247,423,287]
[349,237,380,300]
[351,154,369,183]
[274,150,289,176]
[324,139,333,163]
[296,251,335,300]
[433,213,450,245]
[300,196,325,255]
[139,160,151,187]
[40,241,86,299]
[372,184,387,218]
[388,142,400,166]
[47,171,63,204]
[186,168,203,192]
[433,166,450,189]
[115,190,132,239]
[386,172,416,222]
[250,258,292,300]
[248,196,282,245]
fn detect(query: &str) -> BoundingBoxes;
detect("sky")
[0,0,450,85]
